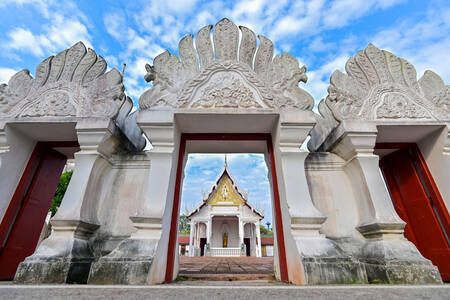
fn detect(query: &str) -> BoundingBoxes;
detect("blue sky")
[1,0,449,225]
[0,0,449,104]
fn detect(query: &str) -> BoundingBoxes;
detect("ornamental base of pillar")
[359,239,442,284]
[14,220,99,284]
[88,238,157,284]
[295,236,368,284]
[88,216,160,285]
[355,221,442,283]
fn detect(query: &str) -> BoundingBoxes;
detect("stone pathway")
[1,285,449,300]
[178,256,274,280]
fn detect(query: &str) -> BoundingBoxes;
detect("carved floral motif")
[20,91,76,117]
[308,43,450,151]
[0,42,125,119]
[139,18,314,110]
[323,44,449,122]
[376,93,431,119]
[191,74,261,108]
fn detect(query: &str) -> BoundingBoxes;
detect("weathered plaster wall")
[0,126,36,222]
[305,152,362,240]
[417,126,450,209]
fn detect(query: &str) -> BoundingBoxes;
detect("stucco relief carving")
[0,42,125,119]
[139,18,314,111]
[20,90,76,117]
[309,43,450,151]
[190,73,262,109]
[376,93,431,119]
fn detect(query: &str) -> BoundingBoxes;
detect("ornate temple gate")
[378,143,450,281]
[0,18,448,286]
[0,142,76,280]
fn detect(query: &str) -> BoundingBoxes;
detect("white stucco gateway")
[187,158,263,257]
[0,18,448,285]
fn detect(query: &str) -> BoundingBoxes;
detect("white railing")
[210,247,241,257]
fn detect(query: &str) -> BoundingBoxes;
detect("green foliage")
[178,214,190,233]
[50,171,73,216]
[260,225,273,235]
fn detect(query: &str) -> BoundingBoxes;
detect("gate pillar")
[0,42,145,283]
[309,44,446,284]
[89,114,180,284]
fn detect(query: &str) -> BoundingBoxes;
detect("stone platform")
[178,256,274,280]
[0,283,448,300]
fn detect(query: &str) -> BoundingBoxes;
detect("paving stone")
[178,256,275,280]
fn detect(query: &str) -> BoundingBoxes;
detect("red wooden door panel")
[380,147,450,281]
[0,147,66,280]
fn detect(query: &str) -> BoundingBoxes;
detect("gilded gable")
[207,173,245,206]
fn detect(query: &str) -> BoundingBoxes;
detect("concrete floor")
[0,284,449,300]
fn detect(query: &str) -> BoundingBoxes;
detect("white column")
[189,221,195,257]
[255,221,262,257]
[195,223,199,247]
[207,218,212,244]
[238,218,244,245]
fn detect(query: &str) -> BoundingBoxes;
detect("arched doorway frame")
[165,133,288,282]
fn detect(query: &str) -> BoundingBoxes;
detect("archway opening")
[165,134,288,282]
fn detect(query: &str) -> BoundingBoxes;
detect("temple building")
[186,158,264,257]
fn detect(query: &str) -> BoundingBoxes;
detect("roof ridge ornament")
[139,18,314,111]
[308,43,450,152]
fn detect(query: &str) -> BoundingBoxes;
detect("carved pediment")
[139,18,314,111]
[0,42,146,151]
[0,42,125,119]
[308,44,450,151]
[325,44,449,122]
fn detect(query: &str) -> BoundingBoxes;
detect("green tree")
[178,214,190,233]
[260,225,272,235]
[50,170,73,216]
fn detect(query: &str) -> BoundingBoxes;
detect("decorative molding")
[139,18,314,111]
[0,42,145,151]
[309,43,450,151]
[0,42,125,119]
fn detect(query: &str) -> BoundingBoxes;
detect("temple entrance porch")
[188,215,263,257]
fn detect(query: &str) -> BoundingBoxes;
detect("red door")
[0,145,67,280]
[380,145,450,281]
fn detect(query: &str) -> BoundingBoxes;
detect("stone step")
[178,273,276,281]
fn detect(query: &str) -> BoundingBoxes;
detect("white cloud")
[7,28,45,56]
[0,0,51,17]
[323,0,406,29]
[304,54,349,105]
[0,67,18,84]
[372,7,450,81]
[5,14,91,57]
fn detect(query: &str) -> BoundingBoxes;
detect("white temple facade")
[187,158,263,257]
